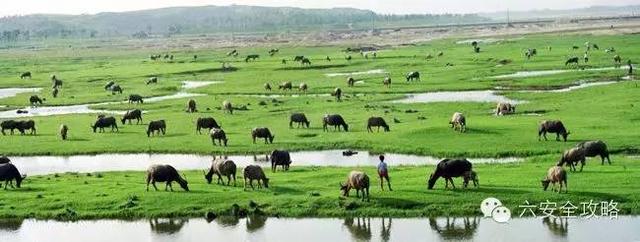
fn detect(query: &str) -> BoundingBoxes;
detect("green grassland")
[0,156,638,219]
[0,32,639,218]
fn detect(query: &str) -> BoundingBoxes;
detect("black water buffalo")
[20,72,31,79]
[147,120,166,137]
[59,124,68,140]
[383,77,391,88]
[15,120,36,135]
[367,117,390,132]
[427,158,472,189]
[332,87,342,101]
[210,128,228,146]
[0,163,26,189]
[252,127,274,144]
[146,164,189,192]
[245,54,259,62]
[52,78,63,89]
[289,113,310,128]
[294,56,305,62]
[301,58,311,66]
[538,120,570,142]
[565,57,579,66]
[129,94,144,104]
[92,116,118,133]
[347,77,356,87]
[270,150,292,172]
[52,88,59,98]
[110,85,123,94]
[121,109,143,125]
[186,99,197,113]
[575,140,611,165]
[323,114,349,132]
[1,121,18,135]
[264,83,272,91]
[406,71,420,82]
[29,95,43,106]
[104,81,115,90]
[196,117,221,134]
[279,81,292,91]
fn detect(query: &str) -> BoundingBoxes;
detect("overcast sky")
[0,0,638,17]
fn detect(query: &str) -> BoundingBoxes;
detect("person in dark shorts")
[377,155,392,191]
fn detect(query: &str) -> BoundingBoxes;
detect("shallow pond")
[517,81,619,93]
[490,65,632,79]
[0,216,637,242]
[8,150,521,175]
[181,81,222,89]
[325,69,387,77]
[392,90,525,104]
[0,88,42,99]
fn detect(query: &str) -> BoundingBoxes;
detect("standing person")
[377,155,392,191]
[628,60,634,76]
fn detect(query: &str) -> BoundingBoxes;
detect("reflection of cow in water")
[343,218,372,241]
[428,217,479,240]
[542,217,568,237]
[149,218,187,235]
[246,215,267,232]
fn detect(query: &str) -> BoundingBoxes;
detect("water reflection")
[542,217,569,238]
[0,217,638,242]
[429,217,479,240]
[149,218,188,235]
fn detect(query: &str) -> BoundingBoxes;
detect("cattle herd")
[0,41,630,202]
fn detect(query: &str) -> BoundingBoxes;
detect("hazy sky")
[0,0,637,17]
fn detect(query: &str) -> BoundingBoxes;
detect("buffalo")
[210,128,228,146]
[204,159,236,186]
[495,103,516,115]
[197,117,221,134]
[449,112,466,133]
[279,81,293,91]
[222,100,233,114]
[289,113,310,128]
[29,95,43,106]
[110,85,123,94]
[270,150,292,172]
[299,83,308,93]
[20,72,31,79]
[186,99,197,113]
[565,57,579,66]
[146,164,189,192]
[0,163,26,189]
[147,120,166,137]
[252,127,275,144]
[575,140,611,165]
[347,77,356,87]
[92,116,118,133]
[427,158,472,189]
[557,147,586,172]
[383,77,391,88]
[323,114,349,132]
[332,88,342,101]
[245,54,259,62]
[52,88,59,98]
[367,117,390,132]
[59,124,68,140]
[243,165,269,190]
[340,171,370,202]
[538,120,570,142]
[121,109,143,125]
[542,166,567,193]
[146,77,158,85]
[264,83,272,91]
[406,72,420,82]
[1,120,18,135]
[16,120,36,135]
[129,94,144,104]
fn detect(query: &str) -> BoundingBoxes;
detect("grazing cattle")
[289,113,310,128]
[538,120,570,142]
[471,41,478,47]
[406,72,420,82]
[323,114,349,132]
[340,171,370,202]
[209,128,228,146]
[222,100,233,114]
[270,150,292,172]
[437,51,444,57]
[129,94,144,104]
[565,57,579,66]
[345,55,352,62]
[474,46,480,53]
[20,72,31,79]
[268,48,279,56]
[146,77,158,85]
[383,77,391,88]
[264,83,272,91]
[146,164,189,192]
[59,124,68,140]
[278,81,293,91]
[326,56,331,61]
[52,78,63,89]
[252,127,275,144]
[557,147,586,172]
[121,109,143,125]
[1,121,18,135]
[227,49,238,56]
[367,117,390,132]
[575,140,611,165]
[16,120,36,135]
[463,170,478,188]
[0,163,27,189]
[332,87,342,101]
[245,54,259,62]
[110,85,123,94]
[541,166,567,193]
[294,56,305,62]
[495,103,516,115]
[0,156,10,164]
[347,77,356,87]
[205,159,236,186]
[572,45,579,50]
[186,99,197,113]
[427,158,472,189]
[605,47,616,53]
[196,117,221,134]
[29,95,43,106]
[299,83,308,93]
[147,120,166,137]
[301,58,311,66]
[243,165,269,190]
[613,55,622,65]
[52,88,59,98]
[449,112,466,132]
[92,116,118,133]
